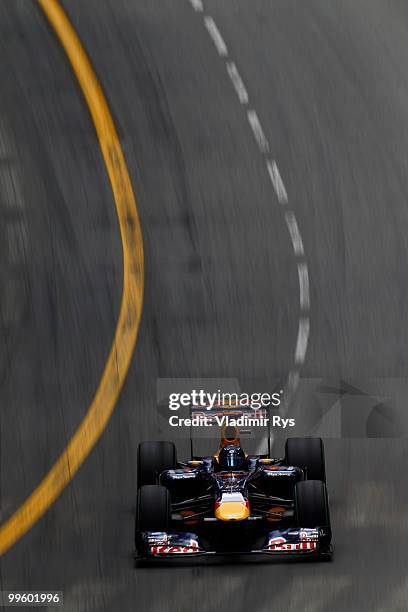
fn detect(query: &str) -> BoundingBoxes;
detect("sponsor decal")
[170,471,197,479]
[146,532,168,545]
[151,545,200,555]
[268,536,286,546]
[265,469,294,476]
[299,530,319,541]
[269,541,317,551]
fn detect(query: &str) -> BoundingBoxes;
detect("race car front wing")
[137,527,332,560]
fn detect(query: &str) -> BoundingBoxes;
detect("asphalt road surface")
[0,0,408,610]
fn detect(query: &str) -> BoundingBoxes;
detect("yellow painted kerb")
[0,0,144,554]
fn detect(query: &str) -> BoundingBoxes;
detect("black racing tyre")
[136,485,171,544]
[285,437,326,482]
[294,480,330,529]
[137,441,176,488]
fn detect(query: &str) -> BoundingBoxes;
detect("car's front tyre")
[294,479,331,531]
[137,440,177,487]
[285,437,326,481]
[135,484,171,550]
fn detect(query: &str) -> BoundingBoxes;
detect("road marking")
[226,62,248,105]
[266,159,288,204]
[188,0,311,399]
[189,0,203,11]
[204,17,228,57]
[295,317,310,365]
[285,210,304,256]
[0,0,144,555]
[297,262,310,310]
[247,110,269,153]
[287,370,300,394]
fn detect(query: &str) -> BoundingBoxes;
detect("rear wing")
[189,402,271,458]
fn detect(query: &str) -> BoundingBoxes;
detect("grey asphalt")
[0,0,407,610]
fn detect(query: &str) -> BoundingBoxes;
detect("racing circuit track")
[0,1,408,610]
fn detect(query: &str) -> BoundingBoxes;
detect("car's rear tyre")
[285,437,326,482]
[135,485,171,548]
[137,441,176,488]
[295,480,330,529]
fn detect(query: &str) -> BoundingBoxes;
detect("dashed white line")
[287,371,300,395]
[188,0,203,11]
[285,210,304,256]
[266,159,288,204]
[247,110,269,153]
[295,317,310,365]
[226,62,248,105]
[204,17,228,57]
[297,262,310,310]
[188,0,311,392]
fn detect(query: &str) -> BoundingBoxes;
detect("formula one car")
[135,422,332,561]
